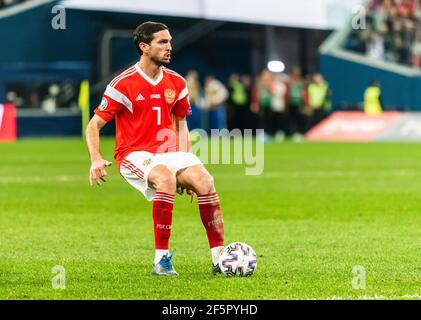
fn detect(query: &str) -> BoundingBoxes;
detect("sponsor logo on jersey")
[135,93,145,101]
[164,88,176,104]
[150,94,161,99]
[99,98,108,111]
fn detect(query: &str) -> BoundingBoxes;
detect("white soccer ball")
[218,242,257,277]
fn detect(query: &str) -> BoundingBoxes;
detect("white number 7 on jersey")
[152,106,161,125]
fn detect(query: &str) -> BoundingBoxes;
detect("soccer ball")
[218,242,257,277]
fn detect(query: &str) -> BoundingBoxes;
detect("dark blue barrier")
[0,61,91,102]
[17,111,81,137]
[321,53,421,111]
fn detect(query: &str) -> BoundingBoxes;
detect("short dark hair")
[133,21,169,55]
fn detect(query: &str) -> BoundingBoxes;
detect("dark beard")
[151,56,170,66]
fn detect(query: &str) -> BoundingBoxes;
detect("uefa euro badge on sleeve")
[99,98,108,111]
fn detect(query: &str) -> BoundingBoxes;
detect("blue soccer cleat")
[151,252,179,276]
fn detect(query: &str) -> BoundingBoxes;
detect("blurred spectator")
[240,74,258,132]
[185,70,202,129]
[347,0,421,68]
[287,67,307,137]
[186,70,200,105]
[41,84,60,114]
[204,75,228,130]
[412,29,421,67]
[226,73,246,131]
[307,73,331,128]
[5,81,78,110]
[269,73,289,142]
[364,80,383,115]
[367,30,385,60]
[5,91,24,107]
[415,0,421,19]
[0,0,14,9]
[0,0,29,9]
[255,69,274,140]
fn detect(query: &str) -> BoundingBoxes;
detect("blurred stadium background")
[1,0,421,300]
[3,0,421,140]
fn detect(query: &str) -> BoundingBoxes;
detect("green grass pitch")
[0,138,420,299]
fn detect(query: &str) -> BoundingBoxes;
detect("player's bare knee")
[153,172,176,194]
[195,173,215,195]
[161,174,177,193]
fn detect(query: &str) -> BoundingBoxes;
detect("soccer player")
[86,22,225,276]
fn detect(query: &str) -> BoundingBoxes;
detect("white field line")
[0,170,417,184]
[0,176,85,183]
[223,170,419,179]
[328,294,421,300]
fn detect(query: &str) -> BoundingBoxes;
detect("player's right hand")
[176,184,192,195]
[89,159,112,186]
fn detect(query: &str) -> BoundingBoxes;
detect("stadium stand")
[346,0,421,68]
[0,0,31,9]
[321,0,421,112]
[3,0,420,139]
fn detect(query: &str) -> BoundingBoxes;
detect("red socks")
[153,192,224,251]
[198,193,224,248]
[152,192,175,250]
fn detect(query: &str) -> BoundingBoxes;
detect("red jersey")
[94,64,191,168]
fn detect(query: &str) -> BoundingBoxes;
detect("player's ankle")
[154,249,169,265]
[211,246,224,265]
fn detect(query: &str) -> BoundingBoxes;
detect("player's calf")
[176,165,225,272]
[149,165,178,272]
[197,192,225,270]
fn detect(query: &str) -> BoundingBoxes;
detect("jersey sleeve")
[94,84,132,122]
[172,83,192,117]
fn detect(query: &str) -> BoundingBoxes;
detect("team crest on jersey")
[99,98,108,111]
[142,159,152,166]
[164,88,176,104]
